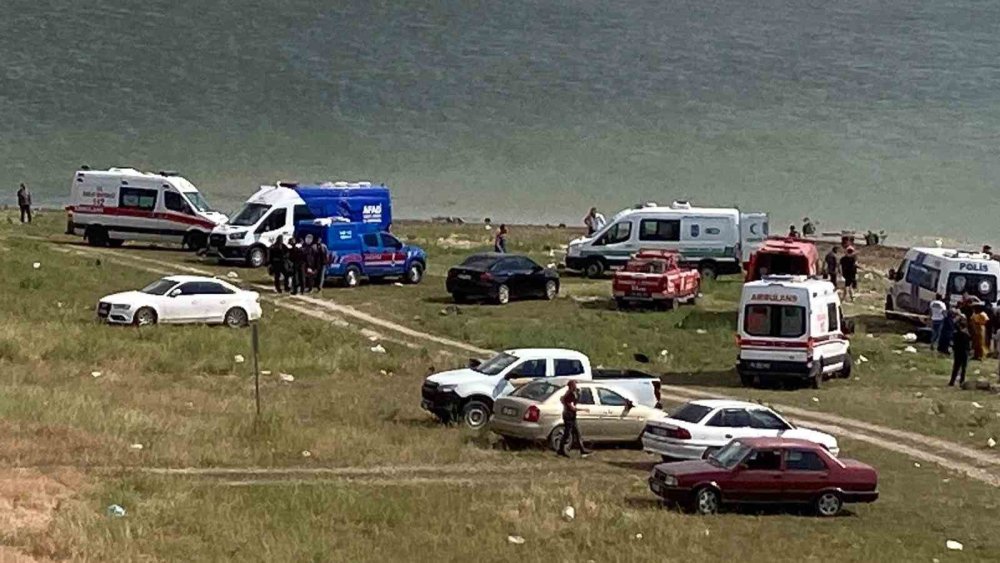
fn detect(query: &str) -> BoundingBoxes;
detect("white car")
[96,275,262,327]
[641,399,839,461]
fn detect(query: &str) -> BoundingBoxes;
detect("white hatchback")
[97,275,262,327]
[641,399,838,461]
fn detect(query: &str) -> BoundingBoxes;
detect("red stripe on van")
[67,206,217,229]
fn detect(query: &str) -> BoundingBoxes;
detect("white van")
[737,275,851,389]
[208,185,316,267]
[66,168,227,248]
[886,247,1000,316]
[565,202,768,278]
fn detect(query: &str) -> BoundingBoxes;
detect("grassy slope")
[2,213,1000,561]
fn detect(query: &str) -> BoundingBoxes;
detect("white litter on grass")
[368,335,379,342]
[863,272,874,280]
[811,397,820,403]
[106,504,126,518]
[904,346,918,354]
[968,432,976,438]
[866,333,875,339]
[858,355,869,363]
[546,263,557,269]
[301,450,312,458]
[659,349,669,357]
[973,402,984,409]
[485,225,493,231]
[507,535,525,545]
[988,438,997,449]
[893,350,903,355]
[394,282,404,287]
[634,533,643,540]
[234,354,245,364]
[279,373,295,383]
[128,443,143,450]
[90,371,102,378]
[261,370,272,376]
[915,392,925,399]
[57,302,63,308]
[226,271,239,279]
[32,262,40,269]
[903,333,918,342]
[974,369,981,376]
[946,540,963,551]
[696,329,708,335]
[561,506,575,521]
[370,344,387,354]
[914,462,921,468]
[548,249,556,257]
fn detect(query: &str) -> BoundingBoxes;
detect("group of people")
[823,244,860,301]
[787,217,817,239]
[267,234,330,295]
[929,292,1000,386]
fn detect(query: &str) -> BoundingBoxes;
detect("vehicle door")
[589,219,634,269]
[118,186,160,241]
[255,207,288,247]
[492,257,523,296]
[165,282,211,322]
[379,233,407,276]
[817,301,848,371]
[896,255,938,313]
[510,256,544,297]
[361,232,388,277]
[739,212,768,264]
[638,218,681,257]
[593,387,646,441]
[703,408,755,445]
[727,447,784,502]
[573,387,601,438]
[493,358,549,398]
[781,449,832,502]
[746,408,794,439]
[195,281,238,322]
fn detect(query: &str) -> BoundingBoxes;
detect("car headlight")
[111,304,131,310]
[228,231,247,240]
[567,244,581,257]
[663,475,678,486]
[438,384,458,392]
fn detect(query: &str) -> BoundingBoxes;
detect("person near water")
[802,217,816,237]
[268,236,289,293]
[971,304,989,360]
[494,224,508,253]
[557,380,591,458]
[16,183,31,224]
[788,225,799,238]
[289,237,306,295]
[929,294,947,349]
[839,247,858,301]
[313,236,329,292]
[583,207,606,236]
[950,317,971,386]
[824,246,839,287]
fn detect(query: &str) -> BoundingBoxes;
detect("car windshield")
[708,441,752,469]
[141,279,178,296]
[229,203,271,226]
[670,403,713,423]
[182,191,212,213]
[474,353,519,375]
[511,381,562,401]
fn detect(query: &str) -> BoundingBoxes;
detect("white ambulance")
[885,247,1000,316]
[66,168,227,248]
[736,275,851,389]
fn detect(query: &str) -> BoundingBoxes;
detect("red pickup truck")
[612,250,701,310]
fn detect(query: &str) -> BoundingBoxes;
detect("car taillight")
[806,338,816,354]
[668,427,691,440]
[480,272,494,282]
[523,405,540,422]
[734,334,742,346]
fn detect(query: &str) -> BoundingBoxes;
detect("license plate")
[421,400,432,410]
[501,407,517,416]
[458,274,471,280]
[750,362,771,369]
[651,481,662,494]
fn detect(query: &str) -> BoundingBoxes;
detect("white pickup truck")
[420,348,662,429]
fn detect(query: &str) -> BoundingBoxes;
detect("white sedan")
[641,399,839,461]
[97,275,262,327]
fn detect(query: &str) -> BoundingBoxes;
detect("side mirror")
[168,288,182,298]
[468,358,482,369]
[623,400,635,414]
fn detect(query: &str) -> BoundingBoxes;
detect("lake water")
[2,0,999,245]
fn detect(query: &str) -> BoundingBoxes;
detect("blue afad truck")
[295,219,428,287]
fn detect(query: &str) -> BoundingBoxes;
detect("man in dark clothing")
[313,237,329,292]
[840,247,858,301]
[494,224,508,253]
[950,318,971,386]
[302,234,319,293]
[938,309,956,354]
[557,380,591,458]
[268,236,289,293]
[788,225,799,238]
[824,246,839,287]
[16,183,31,223]
[289,238,306,295]
[802,217,816,237]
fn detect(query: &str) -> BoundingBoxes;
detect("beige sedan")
[490,380,663,450]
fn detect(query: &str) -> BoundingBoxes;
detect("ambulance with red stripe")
[736,275,852,389]
[66,168,227,249]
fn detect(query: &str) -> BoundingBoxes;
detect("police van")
[66,167,228,248]
[885,247,1000,316]
[564,201,768,279]
[209,181,392,267]
[737,275,851,389]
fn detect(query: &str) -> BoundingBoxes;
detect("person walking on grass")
[313,235,329,293]
[268,236,289,293]
[824,246,839,287]
[929,294,947,350]
[971,304,989,360]
[289,237,306,295]
[840,246,858,301]
[16,183,31,223]
[494,224,508,253]
[950,317,971,387]
[302,234,318,294]
[557,380,591,458]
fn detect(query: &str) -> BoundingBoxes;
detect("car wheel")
[739,370,755,387]
[810,363,823,389]
[839,352,853,379]
[343,266,362,288]
[246,246,267,268]
[698,261,717,281]
[694,487,720,515]
[224,307,249,328]
[133,307,157,326]
[584,259,605,278]
[548,425,565,451]
[107,239,124,248]
[815,492,843,517]
[461,400,491,429]
[615,297,629,310]
[495,284,510,305]
[186,231,207,251]
[405,263,424,284]
[86,226,108,247]
[543,280,558,300]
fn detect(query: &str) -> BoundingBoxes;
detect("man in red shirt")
[557,380,591,458]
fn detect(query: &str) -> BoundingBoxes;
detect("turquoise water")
[2,0,999,244]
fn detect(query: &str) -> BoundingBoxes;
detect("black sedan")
[446,254,559,304]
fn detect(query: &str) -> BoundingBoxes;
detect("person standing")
[971,305,989,360]
[788,225,800,238]
[268,236,289,293]
[824,246,839,287]
[289,238,306,295]
[929,294,947,350]
[302,234,318,294]
[313,235,329,293]
[16,183,31,223]
[494,224,508,253]
[839,247,858,301]
[950,318,971,386]
[583,207,606,236]
[802,217,816,237]
[556,380,591,458]
[938,309,956,355]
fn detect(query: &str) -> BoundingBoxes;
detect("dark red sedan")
[648,437,878,517]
